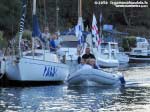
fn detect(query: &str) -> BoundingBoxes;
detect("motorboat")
[93,42,129,68]
[110,42,129,64]
[129,37,150,63]
[93,42,119,68]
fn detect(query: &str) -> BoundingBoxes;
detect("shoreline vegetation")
[0,0,150,51]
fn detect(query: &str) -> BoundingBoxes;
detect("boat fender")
[1,58,6,75]
[119,76,125,84]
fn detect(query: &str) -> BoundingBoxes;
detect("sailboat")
[1,0,69,82]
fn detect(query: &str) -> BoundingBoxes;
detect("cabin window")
[25,52,43,56]
[134,50,142,53]
[137,39,145,43]
[61,41,78,48]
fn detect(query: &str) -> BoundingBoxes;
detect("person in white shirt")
[42,26,50,48]
[42,27,50,39]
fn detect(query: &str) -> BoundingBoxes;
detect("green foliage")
[0,0,21,31]
[22,30,32,40]
[122,37,136,51]
[0,0,150,39]
[15,30,32,45]
[0,31,7,49]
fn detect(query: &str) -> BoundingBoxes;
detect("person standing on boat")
[82,47,95,60]
[42,26,50,40]
[49,34,58,52]
[49,34,66,63]
[54,32,62,48]
[42,26,50,48]
[77,47,95,64]
[81,47,99,69]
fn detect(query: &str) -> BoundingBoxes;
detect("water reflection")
[0,86,67,112]
[1,84,150,112]
[67,86,123,111]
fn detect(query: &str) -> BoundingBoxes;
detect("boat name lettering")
[43,66,57,77]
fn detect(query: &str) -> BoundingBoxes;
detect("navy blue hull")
[129,55,150,63]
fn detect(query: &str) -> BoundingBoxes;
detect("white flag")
[92,14,101,46]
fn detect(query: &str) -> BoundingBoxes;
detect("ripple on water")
[1,65,150,111]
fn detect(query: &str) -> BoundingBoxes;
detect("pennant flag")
[19,0,27,54]
[19,0,27,34]
[32,15,46,43]
[92,14,101,46]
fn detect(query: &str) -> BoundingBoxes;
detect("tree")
[0,0,21,38]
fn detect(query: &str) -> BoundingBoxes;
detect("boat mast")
[56,0,59,32]
[78,0,82,18]
[78,0,84,37]
[33,0,36,15]
[78,0,83,28]
[43,0,47,27]
[32,0,36,57]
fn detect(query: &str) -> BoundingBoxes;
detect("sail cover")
[32,14,46,44]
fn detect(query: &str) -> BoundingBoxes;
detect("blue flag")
[75,17,84,45]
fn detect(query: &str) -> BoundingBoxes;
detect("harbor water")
[1,63,150,112]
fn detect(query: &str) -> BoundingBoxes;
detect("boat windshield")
[61,41,78,48]
[111,44,118,49]
[137,38,146,43]
[101,43,108,49]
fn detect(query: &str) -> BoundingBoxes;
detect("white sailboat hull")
[5,57,69,82]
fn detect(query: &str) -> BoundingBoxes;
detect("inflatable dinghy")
[67,67,125,86]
